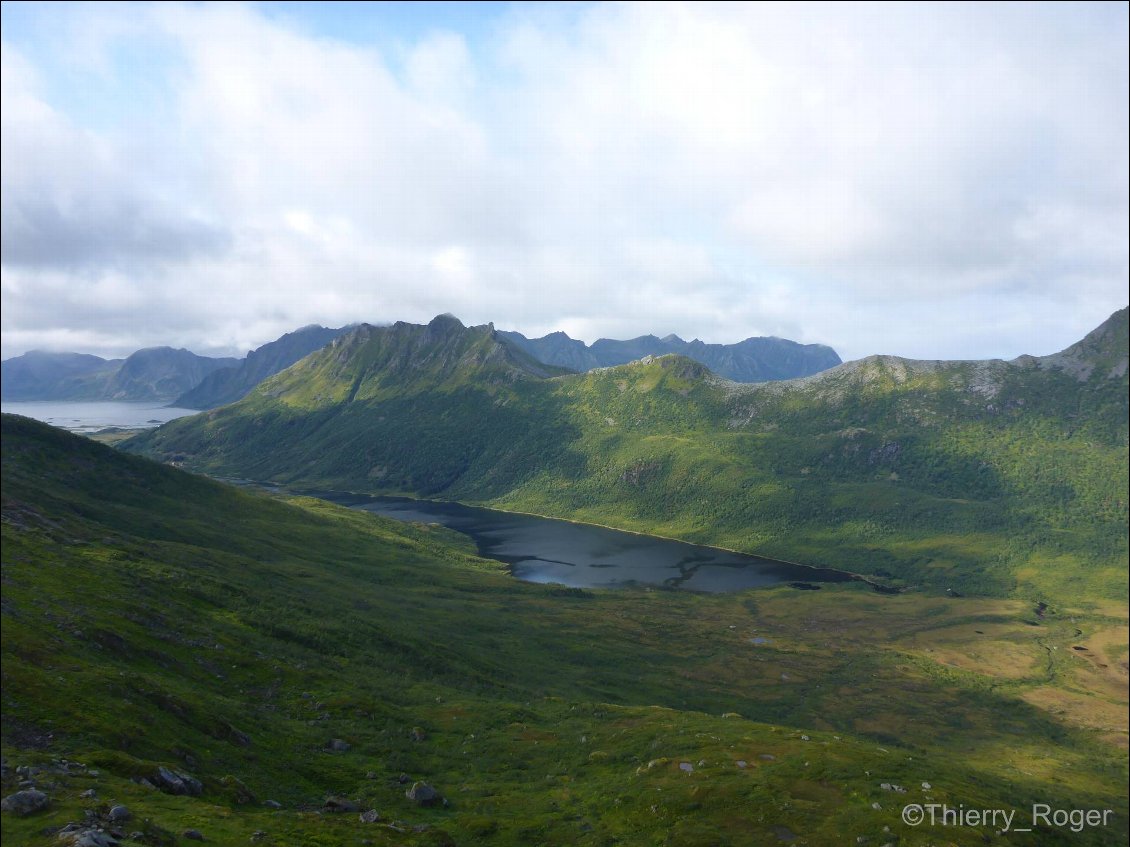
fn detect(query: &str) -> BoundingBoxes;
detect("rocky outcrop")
[1,788,50,815]
[150,766,203,796]
[405,782,443,807]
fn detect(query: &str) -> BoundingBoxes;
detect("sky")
[1,1,1127,363]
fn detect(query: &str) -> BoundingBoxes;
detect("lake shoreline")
[293,485,899,595]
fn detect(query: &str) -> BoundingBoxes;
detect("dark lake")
[321,493,868,594]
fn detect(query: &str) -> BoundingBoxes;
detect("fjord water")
[330,493,860,592]
[0,400,198,433]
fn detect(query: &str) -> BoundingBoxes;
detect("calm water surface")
[324,493,867,594]
[1,401,199,433]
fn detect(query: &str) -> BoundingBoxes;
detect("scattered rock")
[250,832,268,842]
[1,788,50,816]
[410,727,428,742]
[326,738,351,752]
[736,760,748,768]
[263,800,282,810]
[151,766,202,796]
[71,833,118,847]
[107,805,131,823]
[921,781,931,790]
[405,782,443,807]
[323,796,360,813]
[56,824,118,847]
[678,762,694,774]
[359,809,381,823]
[182,830,205,841]
[80,789,97,800]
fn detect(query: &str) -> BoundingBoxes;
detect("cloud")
[0,43,230,271]
[1,2,1126,362]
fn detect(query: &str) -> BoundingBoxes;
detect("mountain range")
[130,308,1129,603]
[1,327,349,406]
[3,309,1126,846]
[172,324,351,409]
[498,328,841,381]
[2,323,842,405]
[0,347,239,403]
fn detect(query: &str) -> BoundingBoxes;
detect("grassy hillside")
[130,309,1129,603]
[3,414,1127,846]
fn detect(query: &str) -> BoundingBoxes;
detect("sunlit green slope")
[130,309,1128,602]
[3,414,1127,846]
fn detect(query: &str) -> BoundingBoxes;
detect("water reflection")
[322,493,870,594]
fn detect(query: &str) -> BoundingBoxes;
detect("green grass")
[3,414,1128,845]
[130,311,1128,604]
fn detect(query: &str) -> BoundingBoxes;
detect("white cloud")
[1,2,1126,362]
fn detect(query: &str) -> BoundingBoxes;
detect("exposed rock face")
[1036,306,1129,381]
[151,766,203,796]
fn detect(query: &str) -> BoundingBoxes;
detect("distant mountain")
[0,351,122,401]
[102,347,240,402]
[131,308,1128,601]
[1,346,238,403]
[2,327,347,405]
[498,329,841,381]
[174,325,350,409]
[233,314,568,406]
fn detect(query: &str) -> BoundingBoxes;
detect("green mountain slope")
[130,309,1128,603]
[3,414,1127,846]
[173,325,351,409]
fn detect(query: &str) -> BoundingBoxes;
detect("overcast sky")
[2,1,1127,363]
